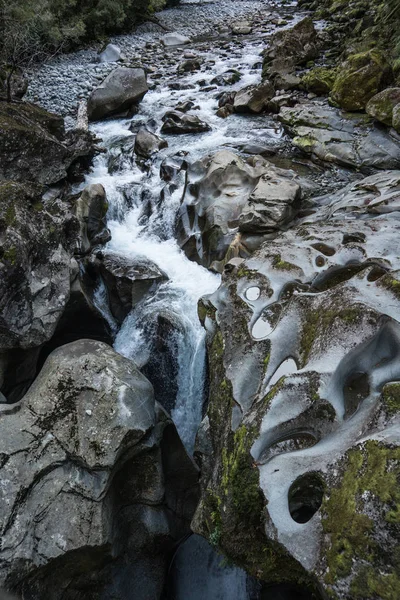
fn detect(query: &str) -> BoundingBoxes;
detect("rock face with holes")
[177,151,304,272]
[0,339,199,599]
[193,170,400,599]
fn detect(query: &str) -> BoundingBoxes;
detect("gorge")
[1,0,400,598]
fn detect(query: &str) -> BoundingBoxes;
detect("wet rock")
[87,67,148,121]
[279,102,400,169]
[177,151,305,270]
[211,70,242,86]
[134,127,168,158]
[193,170,400,599]
[366,88,400,127]
[161,111,211,134]
[238,174,302,233]
[262,17,321,81]
[0,181,78,350]
[0,101,96,185]
[99,43,122,63]
[177,59,202,74]
[75,183,111,255]
[330,50,392,111]
[0,339,199,599]
[162,32,190,46]
[233,81,275,113]
[216,105,235,118]
[94,251,168,324]
[231,21,252,35]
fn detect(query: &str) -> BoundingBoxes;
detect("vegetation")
[0,0,177,98]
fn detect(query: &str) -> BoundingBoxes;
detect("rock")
[162,33,190,47]
[211,70,242,86]
[107,134,136,173]
[75,184,111,254]
[98,43,122,63]
[301,67,337,96]
[330,50,392,111]
[0,101,96,185]
[216,105,235,118]
[0,68,28,100]
[177,59,202,74]
[0,340,199,599]
[87,68,148,121]
[274,72,302,91]
[177,151,305,271]
[279,102,400,169]
[233,81,275,113]
[161,111,211,135]
[366,88,400,126]
[94,251,168,324]
[193,170,400,599]
[134,127,168,158]
[231,21,252,35]
[238,174,302,233]
[393,103,400,133]
[262,17,321,80]
[0,181,78,350]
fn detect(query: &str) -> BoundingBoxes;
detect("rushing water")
[83,33,286,452]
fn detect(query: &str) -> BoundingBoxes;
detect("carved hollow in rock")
[245,286,261,301]
[343,371,370,419]
[288,473,324,524]
[258,430,318,465]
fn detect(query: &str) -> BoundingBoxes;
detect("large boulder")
[177,151,304,271]
[262,17,321,81]
[93,251,168,324]
[366,87,400,126]
[0,181,78,350]
[87,68,148,121]
[0,101,96,185]
[330,50,392,111]
[75,184,111,255]
[98,43,122,63]
[161,33,190,47]
[134,127,168,158]
[279,102,400,169]
[161,111,211,135]
[233,82,275,114]
[0,339,199,599]
[193,170,400,600]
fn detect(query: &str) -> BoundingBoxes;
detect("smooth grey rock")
[162,33,190,47]
[161,111,211,135]
[134,127,168,158]
[0,340,199,599]
[99,43,122,63]
[75,183,111,254]
[88,68,148,121]
[233,81,274,113]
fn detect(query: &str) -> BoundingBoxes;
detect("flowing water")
[84,34,287,452]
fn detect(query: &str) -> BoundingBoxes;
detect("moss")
[292,134,317,153]
[272,254,298,271]
[377,274,400,300]
[4,204,16,227]
[381,383,400,416]
[301,66,338,95]
[300,305,363,365]
[3,246,17,264]
[322,440,400,595]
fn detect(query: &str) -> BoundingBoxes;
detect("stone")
[192,170,400,599]
[330,49,392,111]
[75,183,111,254]
[262,17,321,80]
[393,103,400,133]
[0,102,96,185]
[279,102,400,169]
[233,81,275,113]
[231,21,252,35]
[0,340,199,599]
[94,251,168,324]
[134,127,168,158]
[87,68,148,121]
[177,59,202,74]
[162,33,190,47]
[0,181,78,352]
[366,87,400,126]
[161,111,211,135]
[98,43,122,63]
[238,174,302,233]
[301,67,337,96]
[177,151,305,271]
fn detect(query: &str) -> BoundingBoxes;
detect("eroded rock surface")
[193,170,400,599]
[0,340,199,599]
[88,68,148,121]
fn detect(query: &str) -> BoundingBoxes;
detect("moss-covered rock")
[366,87,400,126]
[330,49,392,111]
[301,66,338,95]
[392,102,400,133]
